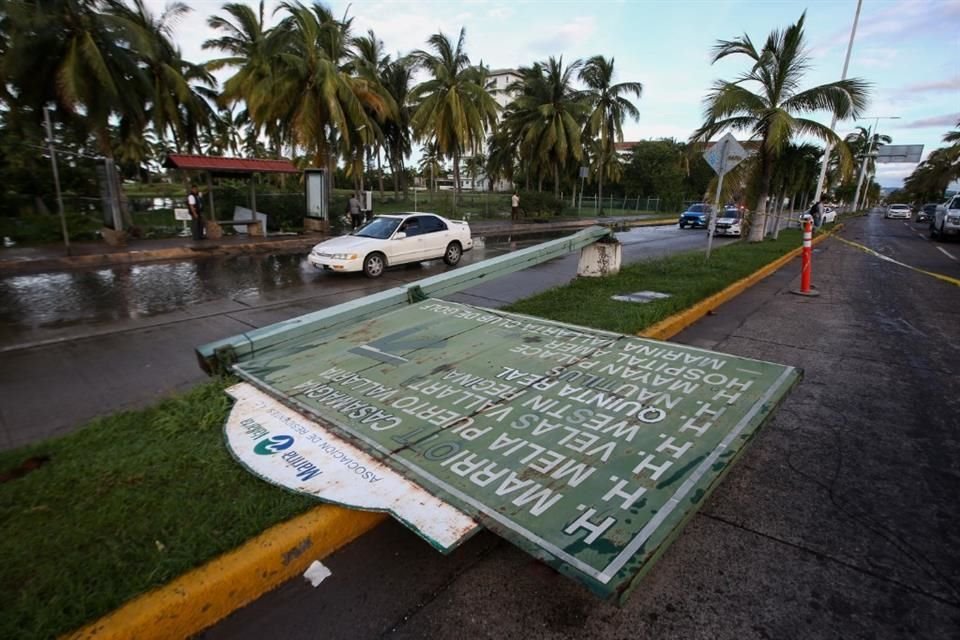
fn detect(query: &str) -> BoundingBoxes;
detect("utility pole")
[43,106,70,255]
[812,0,863,206]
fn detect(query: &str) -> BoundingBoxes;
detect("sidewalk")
[0,215,671,274]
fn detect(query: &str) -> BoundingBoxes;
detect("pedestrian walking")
[808,201,822,229]
[187,184,205,240]
[349,193,363,230]
[511,191,520,222]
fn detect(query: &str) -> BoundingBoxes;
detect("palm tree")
[845,125,891,193]
[381,56,414,197]
[410,28,498,205]
[270,2,390,177]
[418,140,442,192]
[3,0,147,156]
[579,56,642,211]
[903,146,958,202]
[691,13,870,241]
[485,126,517,192]
[204,1,284,152]
[106,0,215,153]
[768,142,821,237]
[505,57,586,198]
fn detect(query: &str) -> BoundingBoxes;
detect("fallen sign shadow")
[221,298,800,601]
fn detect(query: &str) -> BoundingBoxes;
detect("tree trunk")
[771,191,784,240]
[598,159,604,214]
[452,149,460,209]
[392,158,400,198]
[377,147,384,196]
[554,163,560,199]
[748,151,773,243]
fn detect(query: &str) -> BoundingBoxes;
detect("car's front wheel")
[443,241,462,266]
[363,252,386,278]
[679,222,686,229]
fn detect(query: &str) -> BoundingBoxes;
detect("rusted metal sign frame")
[229,299,801,600]
[196,225,611,374]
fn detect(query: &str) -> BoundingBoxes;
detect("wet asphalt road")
[200,211,960,639]
[0,225,733,449]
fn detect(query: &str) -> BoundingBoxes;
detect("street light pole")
[812,0,863,206]
[43,106,70,255]
[852,116,900,210]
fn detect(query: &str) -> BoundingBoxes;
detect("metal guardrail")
[196,225,612,373]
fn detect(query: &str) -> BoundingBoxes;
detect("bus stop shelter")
[164,154,299,233]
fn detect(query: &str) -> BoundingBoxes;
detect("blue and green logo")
[254,435,295,455]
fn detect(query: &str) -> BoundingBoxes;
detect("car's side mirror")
[394,231,407,239]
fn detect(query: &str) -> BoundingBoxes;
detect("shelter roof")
[165,154,299,175]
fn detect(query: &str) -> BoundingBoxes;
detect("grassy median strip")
[0,380,316,640]
[505,229,804,331]
[0,227,810,639]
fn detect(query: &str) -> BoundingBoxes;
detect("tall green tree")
[691,13,870,241]
[107,0,215,153]
[504,57,585,197]
[270,1,390,177]
[381,56,414,196]
[410,28,498,203]
[579,55,642,210]
[3,0,147,155]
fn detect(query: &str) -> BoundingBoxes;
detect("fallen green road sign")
[231,300,800,600]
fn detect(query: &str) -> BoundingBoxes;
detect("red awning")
[165,154,299,174]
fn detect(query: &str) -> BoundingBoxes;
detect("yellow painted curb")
[65,506,385,640]
[640,225,841,341]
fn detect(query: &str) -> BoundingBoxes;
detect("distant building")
[457,68,520,192]
[487,68,522,109]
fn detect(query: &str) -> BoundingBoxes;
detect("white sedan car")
[885,204,912,219]
[820,205,837,224]
[308,213,473,278]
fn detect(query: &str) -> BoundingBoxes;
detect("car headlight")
[330,253,358,260]
[948,216,960,224]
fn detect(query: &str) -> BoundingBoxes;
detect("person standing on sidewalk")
[511,191,520,222]
[187,185,205,240]
[349,193,363,231]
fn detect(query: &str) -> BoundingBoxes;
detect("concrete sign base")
[229,300,800,599]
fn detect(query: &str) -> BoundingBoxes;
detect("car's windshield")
[356,217,401,239]
[686,205,706,213]
[890,205,909,210]
[722,208,741,219]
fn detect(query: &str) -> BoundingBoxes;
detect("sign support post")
[702,133,748,260]
[705,138,727,260]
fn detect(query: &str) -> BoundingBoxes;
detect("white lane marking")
[937,246,957,261]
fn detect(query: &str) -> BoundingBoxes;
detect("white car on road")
[308,213,473,278]
[930,195,960,241]
[885,204,912,220]
[820,204,837,224]
[712,206,743,236]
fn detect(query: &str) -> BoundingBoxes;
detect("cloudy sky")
[151,0,960,187]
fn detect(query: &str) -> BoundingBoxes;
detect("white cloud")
[528,16,598,53]
[901,76,960,93]
[901,113,960,129]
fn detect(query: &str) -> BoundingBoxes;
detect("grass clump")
[0,379,315,640]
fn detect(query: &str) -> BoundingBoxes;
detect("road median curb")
[66,506,384,640]
[68,224,840,640]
